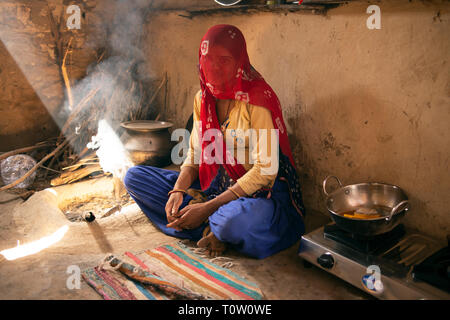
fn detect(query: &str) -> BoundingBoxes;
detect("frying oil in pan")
[338,205,392,220]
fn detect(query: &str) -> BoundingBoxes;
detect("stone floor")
[0,165,373,300]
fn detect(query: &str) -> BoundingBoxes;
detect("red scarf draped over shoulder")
[198,24,296,191]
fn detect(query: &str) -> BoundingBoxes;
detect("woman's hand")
[165,166,199,227]
[166,202,213,231]
[165,192,184,225]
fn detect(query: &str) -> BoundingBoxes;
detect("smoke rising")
[60,0,156,154]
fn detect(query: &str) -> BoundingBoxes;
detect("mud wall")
[145,0,450,240]
[0,0,101,151]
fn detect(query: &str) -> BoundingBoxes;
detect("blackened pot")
[120,120,174,167]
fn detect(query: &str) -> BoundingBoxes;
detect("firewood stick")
[0,139,70,192]
[39,165,62,174]
[62,162,99,171]
[58,87,100,140]
[0,143,53,161]
[46,123,85,178]
[77,146,91,160]
[79,153,98,162]
[135,82,144,119]
[44,149,59,179]
[44,136,73,178]
[134,75,166,121]
[49,126,93,177]
[51,164,102,186]
[65,158,100,172]
[61,88,99,134]
[73,155,99,162]
[62,37,74,110]
[97,49,106,63]
[147,75,167,111]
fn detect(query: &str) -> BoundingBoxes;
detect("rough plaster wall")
[0,0,185,152]
[145,0,450,240]
[0,0,100,151]
[0,39,58,150]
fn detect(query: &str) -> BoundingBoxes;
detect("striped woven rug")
[81,242,264,300]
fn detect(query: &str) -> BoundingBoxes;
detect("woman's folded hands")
[166,202,214,231]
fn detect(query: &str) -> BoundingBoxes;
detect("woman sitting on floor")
[123,24,306,259]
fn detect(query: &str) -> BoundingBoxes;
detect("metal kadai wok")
[323,176,410,237]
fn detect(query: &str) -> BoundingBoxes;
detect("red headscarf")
[198,24,296,191]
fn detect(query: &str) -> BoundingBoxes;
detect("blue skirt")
[123,165,305,259]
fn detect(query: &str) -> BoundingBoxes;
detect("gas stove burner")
[323,223,406,255]
[298,222,450,299]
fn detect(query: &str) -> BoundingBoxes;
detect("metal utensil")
[214,0,243,6]
[323,175,410,237]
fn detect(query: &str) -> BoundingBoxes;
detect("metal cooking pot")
[323,176,410,237]
[120,120,174,167]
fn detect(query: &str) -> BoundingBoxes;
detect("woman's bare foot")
[197,228,226,258]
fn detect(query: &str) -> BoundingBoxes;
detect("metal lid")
[120,120,173,132]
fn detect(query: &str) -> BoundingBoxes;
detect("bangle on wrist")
[228,187,240,199]
[168,189,187,196]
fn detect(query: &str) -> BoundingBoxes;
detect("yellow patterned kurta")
[181,90,279,196]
